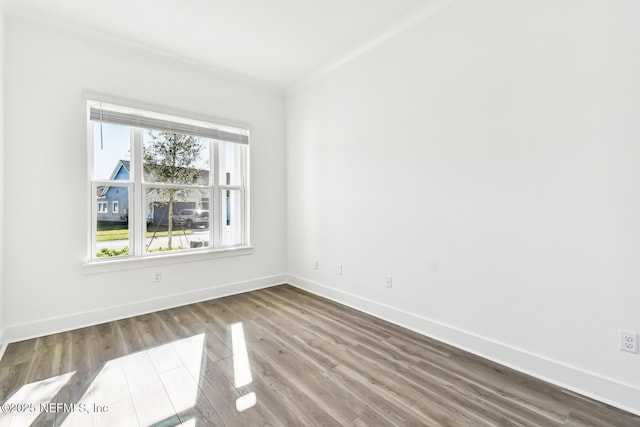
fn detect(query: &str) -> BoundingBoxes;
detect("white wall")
[3,15,286,337]
[0,7,5,351]
[287,0,640,415]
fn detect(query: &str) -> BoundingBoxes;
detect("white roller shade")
[89,101,249,145]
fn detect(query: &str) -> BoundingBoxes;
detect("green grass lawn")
[96,245,191,257]
[96,229,194,241]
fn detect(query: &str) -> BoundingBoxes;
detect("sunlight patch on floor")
[230,322,257,412]
[0,371,75,426]
[61,334,205,426]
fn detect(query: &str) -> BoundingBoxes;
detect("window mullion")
[213,141,220,248]
[91,183,98,259]
[242,145,249,246]
[132,127,144,256]
[88,119,96,261]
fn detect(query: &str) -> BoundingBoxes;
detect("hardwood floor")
[0,284,638,426]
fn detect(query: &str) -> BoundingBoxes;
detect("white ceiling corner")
[4,0,443,88]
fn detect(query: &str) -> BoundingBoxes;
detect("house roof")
[108,160,130,181]
[105,160,209,186]
[102,160,210,192]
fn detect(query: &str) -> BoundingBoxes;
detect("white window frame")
[97,201,107,213]
[86,98,251,265]
[112,201,119,214]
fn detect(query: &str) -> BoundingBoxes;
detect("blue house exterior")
[97,160,209,226]
[97,161,130,223]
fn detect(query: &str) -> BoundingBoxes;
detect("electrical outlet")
[335,264,342,276]
[313,261,319,270]
[619,330,638,354]
[385,275,393,288]
[153,272,162,283]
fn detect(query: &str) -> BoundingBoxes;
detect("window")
[88,100,249,261]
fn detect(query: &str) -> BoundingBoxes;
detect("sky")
[93,122,131,179]
[93,122,212,180]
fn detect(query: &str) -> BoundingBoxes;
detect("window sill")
[82,245,254,275]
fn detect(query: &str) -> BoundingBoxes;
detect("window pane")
[95,186,130,258]
[143,130,210,184]
[219,141,243,186]
[144,186,209,253]
[221,189,243,246]
[93,122,131,180]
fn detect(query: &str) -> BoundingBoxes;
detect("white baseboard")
[286,274,640,417]
[2,274,287,344]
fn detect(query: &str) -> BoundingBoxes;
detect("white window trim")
[97,201,108,213]
[112,201,119,214]
[82,245,255,274]
[87,96,251,265]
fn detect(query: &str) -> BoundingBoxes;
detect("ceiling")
[4,0,440,88]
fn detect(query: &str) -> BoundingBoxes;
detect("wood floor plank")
[0,338,38,369]
[190,301,237,347]
[26,334,62,384]
[215,355,309,427]
[0,362,33,427]
[248,290,472,422]
[329,363,442,426]
[241,293,340,371]
[352,407,399,427]
[132,312,175,349]
[271,286,394,341]
[114,317,146,354]
[561,388,640,427]
[196,353,273,426]
[53,328,97,427]
[415,360,562,426]
[0,361,30,403]
[278,285,454,356]
[245,348,345,426]
[207,298,349,424]
[1,284,638,426]
[236,293,417,424]
[414,354,571,424]
[244,322,363,424]
[335,344,488,425]
[216,344,324,426]
[88,322,129,373]
[173,389,227,427]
